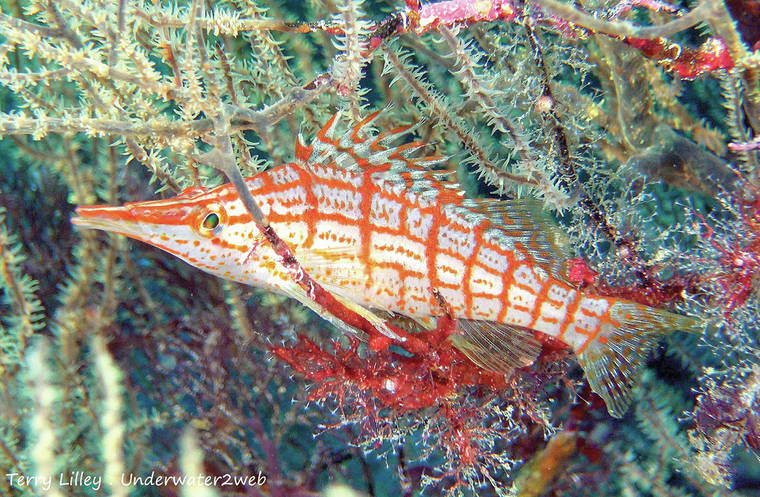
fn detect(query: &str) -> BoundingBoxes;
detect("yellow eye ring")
[202,212,220,230]
[196,205,226,236]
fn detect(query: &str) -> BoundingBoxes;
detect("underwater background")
[1,0,759,495]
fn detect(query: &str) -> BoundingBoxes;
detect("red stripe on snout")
[75,200,196,226]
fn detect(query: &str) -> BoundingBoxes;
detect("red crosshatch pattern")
[73,112,700,418]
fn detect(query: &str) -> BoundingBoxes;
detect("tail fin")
[576,302,701,418]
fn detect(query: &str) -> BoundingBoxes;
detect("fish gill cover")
[0,0,759,496]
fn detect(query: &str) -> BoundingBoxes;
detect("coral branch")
[625,36,735,79]
[0,208,45,358]
[533,0,710,39]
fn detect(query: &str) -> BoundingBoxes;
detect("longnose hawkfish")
[73,111,700,418]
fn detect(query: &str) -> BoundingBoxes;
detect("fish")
[72,111,700,418]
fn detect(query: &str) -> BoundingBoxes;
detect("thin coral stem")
[384,47,540,191]
[231,75,333,135]
[533,0,710,39]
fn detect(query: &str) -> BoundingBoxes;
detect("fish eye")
[202,212,220,230]
[198,207,224,236]
[194,204,226,237]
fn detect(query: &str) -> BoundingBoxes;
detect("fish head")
[72,184,267,281]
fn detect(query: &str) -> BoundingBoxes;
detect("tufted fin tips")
[295,134,312,163]
[300,110,442,177]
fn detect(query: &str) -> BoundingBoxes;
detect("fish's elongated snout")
[71,204,148,241]
[72,198,199,244]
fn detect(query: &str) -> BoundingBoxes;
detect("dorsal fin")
[297,112,575,283]
[298,110,447,179]
[462,198,576,283]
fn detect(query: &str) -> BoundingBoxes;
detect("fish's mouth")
[72,205,148,242]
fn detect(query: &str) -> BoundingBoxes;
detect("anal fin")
[449,319,541,375]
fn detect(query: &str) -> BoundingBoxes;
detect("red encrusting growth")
[405,0,517,35]
[565,256,690,308]
[270,313,560,489]
[695,190,760,323]
[567,257,598,287]
[624,36,735,80]
[591,273,691,309]
[271,311,510,413]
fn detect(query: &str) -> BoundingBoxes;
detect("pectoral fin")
[449,319,541,375]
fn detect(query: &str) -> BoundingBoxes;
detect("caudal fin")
[576,302,701,418]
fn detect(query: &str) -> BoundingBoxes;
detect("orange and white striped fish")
[73,112,699,417]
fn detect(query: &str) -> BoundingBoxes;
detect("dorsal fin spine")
[295,134,312,163]
[371,125,414,151]
[317,113,340,142]
[350,109,382,143]
[389,142,426,161]
[413,156,446,168]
